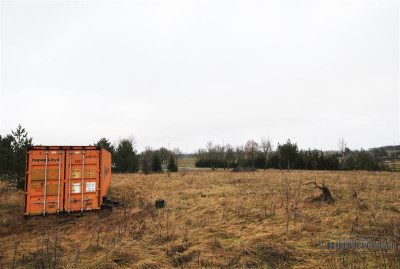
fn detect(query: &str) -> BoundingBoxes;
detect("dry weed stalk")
[281,172,291,234]
[293,180,302,230]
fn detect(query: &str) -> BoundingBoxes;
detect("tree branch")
[304,181,323,190]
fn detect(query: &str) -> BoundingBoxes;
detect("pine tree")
[95,137,115,155]
[0,135,15,175]
[151,153,162,173]
[167,154,178,172]
[11,125,33,189]
[114,138,139,173]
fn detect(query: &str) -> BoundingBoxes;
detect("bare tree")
[235,145,245,167]
[338,137,347,156]
[260,137,273,170]
[225,144,235,169]
[158,147,170,164]
[206,141,214,168]
[245,139,259,168]
[214,144,224,169]
[172,148,182,159]
[141,146,153,175]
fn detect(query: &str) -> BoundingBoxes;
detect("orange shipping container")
[24,146,112,216]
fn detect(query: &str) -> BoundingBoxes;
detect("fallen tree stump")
[304,181,335,204]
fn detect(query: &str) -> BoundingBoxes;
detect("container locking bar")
[81,149,85,213]
[68,150,72,214]
[57,149,62,215]
[43,150,48,216]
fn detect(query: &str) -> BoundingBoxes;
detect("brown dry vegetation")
[1,170,400,268]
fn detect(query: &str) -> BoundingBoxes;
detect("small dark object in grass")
[155,199,165,209]
[101,196,117,210]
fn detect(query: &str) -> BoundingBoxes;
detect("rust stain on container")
[24,146,112,216]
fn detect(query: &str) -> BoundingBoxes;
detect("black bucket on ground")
[155,199,165,209]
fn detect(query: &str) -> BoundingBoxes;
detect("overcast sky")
[1,1,399,152]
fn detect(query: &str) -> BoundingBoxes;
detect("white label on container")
[86,182,96,192]
[51,151,57,154]
[75,151,80,154]
[71,183,81,193]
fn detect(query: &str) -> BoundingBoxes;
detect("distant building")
[379,156,395,162]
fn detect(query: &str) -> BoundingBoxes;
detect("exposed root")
[304,181,335,204]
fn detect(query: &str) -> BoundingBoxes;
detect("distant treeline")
[95,137,179,174]
[370,145,400,156]
[195,139,391,171]
[0,125,397,190]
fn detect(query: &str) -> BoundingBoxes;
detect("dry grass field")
[177,158,197,169]
[1,170,400,268]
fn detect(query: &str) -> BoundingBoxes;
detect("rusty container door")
[64,148,100,213]
[25,149,64,216]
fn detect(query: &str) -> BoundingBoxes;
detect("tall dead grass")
[0,170,399,268]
